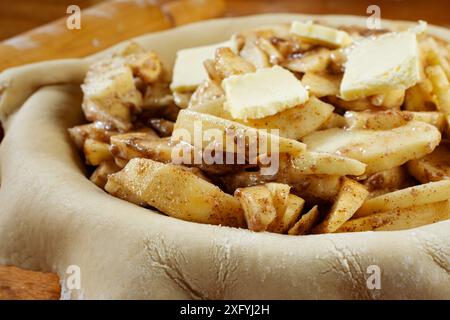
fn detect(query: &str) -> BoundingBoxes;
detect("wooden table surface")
[0,0,449,300]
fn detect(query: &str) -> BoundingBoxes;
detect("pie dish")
[0,14,449,299]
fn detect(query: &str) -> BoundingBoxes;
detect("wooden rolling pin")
[0,0,225,297]
[0,0,225,71]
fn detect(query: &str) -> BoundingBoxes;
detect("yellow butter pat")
[222,65,309,120]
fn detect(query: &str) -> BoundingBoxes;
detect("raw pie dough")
[0,14,449,299]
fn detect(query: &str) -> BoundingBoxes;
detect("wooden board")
[1,1,448,42]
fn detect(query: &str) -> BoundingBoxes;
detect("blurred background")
[1,0,449,41]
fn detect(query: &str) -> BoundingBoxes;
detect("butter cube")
[222,65,309,120]
[290,21,352,48]
[340,32,421,101]
[170,40,237,92]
